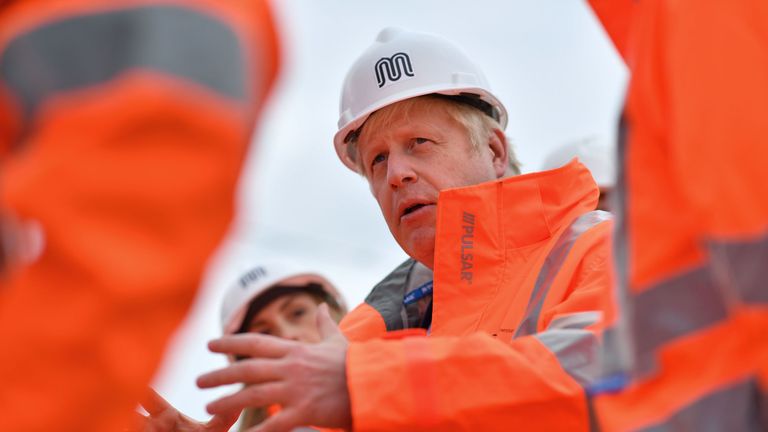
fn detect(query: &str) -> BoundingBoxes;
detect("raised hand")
[197,304,351,432]
[134,387,240,432]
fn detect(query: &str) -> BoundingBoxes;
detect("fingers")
[204,409,241,432]
[206,382,286,416]
[197,358,283,389]
[139,387,171,416]
[244,407,299,432]
[316,303,342,340]
[207,333,293,359]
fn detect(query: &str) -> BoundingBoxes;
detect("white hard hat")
[541,138,616,188]
[334,27,508,172]
[220,260,346,336]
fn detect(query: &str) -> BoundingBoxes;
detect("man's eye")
[371,153,386,168]
[414,137,430,145]
[291,307,307,319]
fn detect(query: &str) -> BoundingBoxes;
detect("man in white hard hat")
[542,138,616,211]
[198,28,619,431]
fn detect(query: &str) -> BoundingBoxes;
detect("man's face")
[356,98,504,269]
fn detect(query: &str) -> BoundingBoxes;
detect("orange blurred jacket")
[588,0,768,430]
[0,1,279,431]
[341,161,617,431]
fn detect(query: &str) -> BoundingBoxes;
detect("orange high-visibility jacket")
[340,161,617,431]
[588,1,768,430]
[0,1,279,431]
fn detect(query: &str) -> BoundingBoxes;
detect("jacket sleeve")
[345,226,614,432]
[341,302,389,342]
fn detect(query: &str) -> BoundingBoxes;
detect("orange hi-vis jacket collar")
[431,158,600,337]
[341,159,605,343]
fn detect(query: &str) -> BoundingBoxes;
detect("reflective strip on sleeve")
[587,326,633,395]
[588,115,635,395]
[708,231,768,305]
[514,210,612,338]
[535,328,601,388]
[0,5,247,121]
[639,378,763,432]
[547,311,602,330]
[536,311,630,390]
[632,264,728,375]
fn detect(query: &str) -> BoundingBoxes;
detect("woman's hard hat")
[334,27,508,172]
[220,260,346,335]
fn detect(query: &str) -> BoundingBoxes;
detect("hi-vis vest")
[0,1,279,431]
[340,160,617,431]
[588,1,768,430]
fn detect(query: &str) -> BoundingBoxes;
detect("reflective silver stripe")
[708,231,768,304]
[536,328,601,387]
[0,5,247,121]
[639,378,763,432]
[589,325,634,394]
[515,210,612,338]
[632,264,728,375]
[602,115,636,385]
[537,312,630,389]
[547,311,602,330]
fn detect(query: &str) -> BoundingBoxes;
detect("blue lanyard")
[403,280,433,306]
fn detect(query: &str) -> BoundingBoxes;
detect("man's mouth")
[402,203,427,217]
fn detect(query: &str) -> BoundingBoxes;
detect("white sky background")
[152,0,628,424]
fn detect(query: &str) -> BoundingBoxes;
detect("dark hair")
[235,282,337,334]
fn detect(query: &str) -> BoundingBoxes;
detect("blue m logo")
[374,52,414,88]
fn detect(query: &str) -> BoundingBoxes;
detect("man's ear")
[488,129,509,178]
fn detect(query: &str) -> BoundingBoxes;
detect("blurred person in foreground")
[136,261,347,432]
[0,1,280,431]
[196,27,619,431]
[541,138,616,212]
[588,0,768,430]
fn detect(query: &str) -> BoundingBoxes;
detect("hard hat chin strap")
[431,93,501,123]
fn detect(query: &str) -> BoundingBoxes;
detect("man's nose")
[386,152,417,188]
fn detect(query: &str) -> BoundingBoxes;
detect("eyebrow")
[279,294,301,313]
[248,295,298,328]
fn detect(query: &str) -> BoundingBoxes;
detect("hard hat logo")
[238,266,268,289]
[374,52,414,88]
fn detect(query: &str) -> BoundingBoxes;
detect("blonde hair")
[347,94,521,176]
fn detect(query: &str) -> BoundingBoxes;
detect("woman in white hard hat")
[219,261,347,430]
[135,261,347,432]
